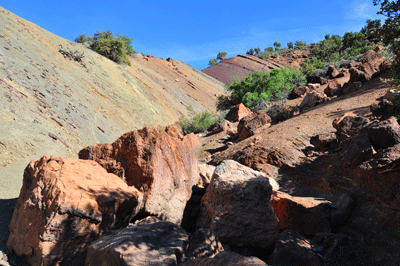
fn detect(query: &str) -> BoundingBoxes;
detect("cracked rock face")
[7,155,142,266]
[79,126,200,225]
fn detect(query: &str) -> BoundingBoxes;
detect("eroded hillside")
[0,7,226,199]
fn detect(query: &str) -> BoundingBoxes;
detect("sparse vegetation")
[219,67,306,109]
[75,30,134,65]
[209,59,217,66]
[177,106,221,134]
[287,42,294,49]
[273,42,281,51]
[295,40,307,48]
[265,47,274,53]
[217,52,227,60]
[246,48,255,55]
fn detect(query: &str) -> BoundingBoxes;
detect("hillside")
[0,7,226,199]
[202,49,310,84]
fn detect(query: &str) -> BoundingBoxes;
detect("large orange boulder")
[79,126,199,225]
[225,103,252,122]
[7,156,142,266]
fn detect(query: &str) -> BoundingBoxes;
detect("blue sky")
[1,1,384,70]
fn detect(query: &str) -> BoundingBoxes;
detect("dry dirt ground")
[195,76,400,265]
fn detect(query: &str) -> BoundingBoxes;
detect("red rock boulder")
[327,65,340,79]
[271,191,331,236]
[290,85,310,99]
[79,126,199,225]
[237,110,271,141]
[225,103,252,122]
[7,156,142,266]
[358,49,389,79]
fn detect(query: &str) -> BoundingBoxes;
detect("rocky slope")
[0,7,225,199]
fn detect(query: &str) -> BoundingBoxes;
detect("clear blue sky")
[1,1,383,70]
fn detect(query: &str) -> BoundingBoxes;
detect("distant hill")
[202,49,310,84]
[0,6,226,199]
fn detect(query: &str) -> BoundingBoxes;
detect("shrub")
[75,34,93,46]
[265,102,294,123]
[246,48,255,55]
[217,52,227,60]
[177,106,221,134]
[295,40,307,48]
[89,30,132,65]
[223,68,306,109]
[254,47,261,54]
[274,42,281,51]
[301,57,326,77]
[265,47,274,52]
[287,42,294,49]
[274,52,279,58]
[209,59,217,66]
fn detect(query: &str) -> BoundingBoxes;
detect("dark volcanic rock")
[268,230,321,266]
[367,117,400,150]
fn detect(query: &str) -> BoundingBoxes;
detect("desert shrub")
[274,52,279,58]
[217,52,227,60]
[246,48,255,55]
[311,35,342,61]
[301,57,326,77]
[89,30,133,65]
[266,103,294,123]
[274,42,282,51]
[209,59,217,66]
[295,40,307,48]
[222,68,306,109]
[265,47,274,52]
[75,34,93,46]
[177,106,221,134]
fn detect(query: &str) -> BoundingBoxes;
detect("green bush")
[75,34,93,46]
[301,57,326,77]
[217,52,227,60]
[222,68,306,109]
[177,106,221,134]
[246,48,255,55]
[209,59,217,66]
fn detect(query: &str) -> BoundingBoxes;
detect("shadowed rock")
[85,221,189,266]
[197,160,279,248]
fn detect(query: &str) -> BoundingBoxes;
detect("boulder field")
[4,123,363,265]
